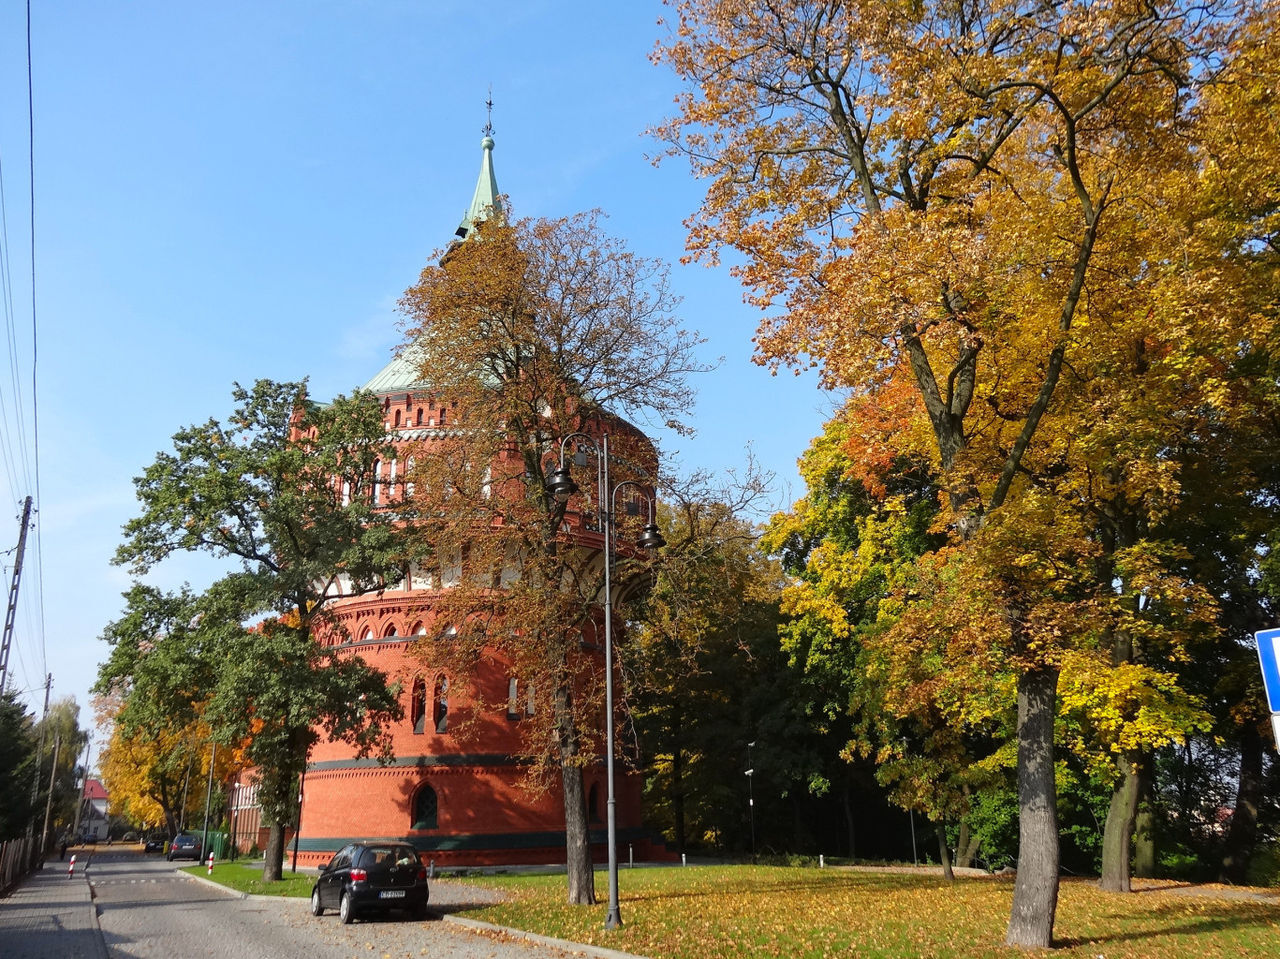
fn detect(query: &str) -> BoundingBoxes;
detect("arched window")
[405,457,415,497]
[410,679,427,734]
[412,784,438,830]
[372,460,382,504]
[383,623,399,639]
[433,676,449,733]
[341,480,350,507]
[394,409,402,427]
[415,409,423,426]
[389,458,398,491]
[588,784,601,823]
[362,628,374,642]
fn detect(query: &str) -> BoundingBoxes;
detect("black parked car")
[167,834,202,862]
[144,837,166,854]
[310,842,429,923]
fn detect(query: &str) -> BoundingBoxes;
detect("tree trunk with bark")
[263,823,286,883]
[1005,667,1061,949]
[842,786,856,860]
[1100,754,1140,892]
[556,685,596,905]
[956,820,980,869]
[1133,754,1156,878]
[1220,725,1264,884]
[935,822,955,880]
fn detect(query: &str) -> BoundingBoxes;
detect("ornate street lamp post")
[547,431,663,929]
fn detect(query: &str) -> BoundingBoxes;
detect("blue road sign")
[1256,628,1280,713]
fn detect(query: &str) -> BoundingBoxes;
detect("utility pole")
[201,741,217,859]
[41,733,61,857]
[26,674,51,847]
[70,739,91,841]
[1,496,34,693]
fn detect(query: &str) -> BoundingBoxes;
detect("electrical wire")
[25,0,46,694]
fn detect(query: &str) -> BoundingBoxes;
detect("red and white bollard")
[67,854,76,878]
[206,852,214,875]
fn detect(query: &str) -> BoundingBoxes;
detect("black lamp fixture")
[637,522,665,552]
[546,465,578,502]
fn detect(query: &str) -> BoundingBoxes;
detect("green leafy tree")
[0,691,37,842]
[112,380,413,881]
[626,474,790,856]
[32,698,89,850]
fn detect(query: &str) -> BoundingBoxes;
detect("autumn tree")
[761,415,1003,878]
[397,209,706,906]
[111,381,413,881]
[94,584,246,837]
[656,0,1270,946]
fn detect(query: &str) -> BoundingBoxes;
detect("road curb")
[82,871,110,959]
[184,869,648,958]
[178,870,249,899]
[443,913,650,959]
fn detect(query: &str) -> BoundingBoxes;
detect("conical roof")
[455,134,501,240]
[363,135,502,394]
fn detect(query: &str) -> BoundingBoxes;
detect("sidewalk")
[0,860,108,959]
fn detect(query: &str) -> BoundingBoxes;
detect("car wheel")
[339,892,354,924]
[310,889,324,917]
[166,854,173,862]
[413,899,430,921]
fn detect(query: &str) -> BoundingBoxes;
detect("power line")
[26,0,45,691]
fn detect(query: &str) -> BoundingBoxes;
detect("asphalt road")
[84,849,578,959]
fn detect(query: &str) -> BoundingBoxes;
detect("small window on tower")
[410,679,427,734]
[433,676,449,733]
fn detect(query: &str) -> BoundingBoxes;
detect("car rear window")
[359,846,418,868]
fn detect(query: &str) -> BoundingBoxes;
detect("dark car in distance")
[167,834,202,862]
[143,837,166,854]
[310,842,429,923]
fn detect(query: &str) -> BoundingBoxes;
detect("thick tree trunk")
[842,786,856,860]
[557,686,596,905]
[1005,667,1060,949]
[1100,754,1140,892]
[956,821,980,869]
[262,823,286,883]
[1220,725,1264,884]
[1132,754,1156,878]
[935,822,955,881]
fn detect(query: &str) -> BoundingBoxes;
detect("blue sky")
[0,1,832,756]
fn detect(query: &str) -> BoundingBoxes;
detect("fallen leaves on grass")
[455,866,1279,959]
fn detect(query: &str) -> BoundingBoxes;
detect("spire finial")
[483,86,494,138]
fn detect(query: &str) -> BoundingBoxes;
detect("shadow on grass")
[1056,896,1280,949]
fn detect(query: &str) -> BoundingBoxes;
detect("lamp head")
[546,466,578,502]
[637,523,666,552]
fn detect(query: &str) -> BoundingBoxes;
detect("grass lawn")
[182,861,315,898]
[451,865,1279,959]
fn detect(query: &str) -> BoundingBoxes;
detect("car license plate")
[379,890,405,899]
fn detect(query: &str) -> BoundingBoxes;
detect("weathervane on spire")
[483,87,494,137]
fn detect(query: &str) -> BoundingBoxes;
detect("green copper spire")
[455,132,501,240]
